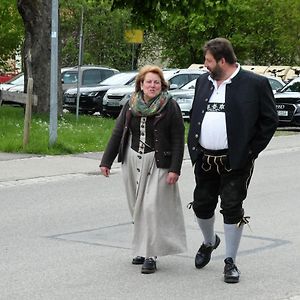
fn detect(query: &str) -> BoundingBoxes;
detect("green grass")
[0,105,116,155]
[0,105,297,155]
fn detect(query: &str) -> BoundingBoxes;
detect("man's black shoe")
[195,234,220,269]
[141,258,156,274]
[132,256,145,265]
[224,257,240,283]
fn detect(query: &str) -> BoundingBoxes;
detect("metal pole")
[76,7,84,120]
[131,43,135,70]
[49,0,58,146]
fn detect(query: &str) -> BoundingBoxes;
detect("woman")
[100,65,187,274]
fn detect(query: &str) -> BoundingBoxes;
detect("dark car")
[61,65,119,91]
[274,76,300,126]
[63,71,137,114]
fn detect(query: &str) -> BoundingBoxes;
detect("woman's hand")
[166,172,179,185]
[100,166,110,177]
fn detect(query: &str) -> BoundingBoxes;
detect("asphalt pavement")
[0,134,300,300]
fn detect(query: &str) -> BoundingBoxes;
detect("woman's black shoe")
[141,258,156,274]
[132,256,145,265]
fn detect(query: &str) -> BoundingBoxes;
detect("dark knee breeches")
[192,150,254,224]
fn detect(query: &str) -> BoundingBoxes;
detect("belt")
[199,145,228,157]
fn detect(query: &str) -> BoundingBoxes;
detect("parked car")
[0,73,25,106]
[61,65,119,91]
[169,79,197,120]
[102,68,206,117]
[274,76,300,126]
[63,71,137,114]
[0,73,24,91]
[1,65,118,94]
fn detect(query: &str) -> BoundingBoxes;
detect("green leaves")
[0,0,24,70]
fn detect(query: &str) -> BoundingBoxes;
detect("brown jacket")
[100,98,185,175]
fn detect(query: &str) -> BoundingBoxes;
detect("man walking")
[187,37,278,283]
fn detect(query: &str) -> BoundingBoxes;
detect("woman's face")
[141,72,162,101]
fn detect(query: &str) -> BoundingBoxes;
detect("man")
[187,38,278,283]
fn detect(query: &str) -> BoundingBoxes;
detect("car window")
[82,69,104,85]
[182,79,197,89]
[169,74,190,88]
[100,70,116,82]
[268,78,284,91]
[284,81,300,92]
[62,71,77,84]
[189,74,201,82]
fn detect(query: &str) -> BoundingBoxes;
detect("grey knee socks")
[197,215,216,245]
[224,223,243,262]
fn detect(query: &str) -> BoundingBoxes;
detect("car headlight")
[103,93,108,105]
[89,91,99,97]
[120,93,132,105]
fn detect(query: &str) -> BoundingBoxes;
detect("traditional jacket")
[188,69,279,169]
[100,98,185,175]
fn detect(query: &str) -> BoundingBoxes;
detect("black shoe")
[224,257,240,283]
[195,234,220,269]
[132,256,145,265]
[141,258,156,274]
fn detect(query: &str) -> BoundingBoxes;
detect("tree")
[17,0,54,113]
[119,0,300,67]
[112,0,231,67]
[60,0,133,70]
[0,0,23,71]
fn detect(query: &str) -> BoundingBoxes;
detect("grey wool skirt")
[122,146,187,258]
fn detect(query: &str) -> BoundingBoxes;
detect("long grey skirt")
[122,146,187,258]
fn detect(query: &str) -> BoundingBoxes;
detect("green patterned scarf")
[129,91,170,117]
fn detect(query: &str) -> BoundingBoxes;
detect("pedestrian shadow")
[47,222,290,260]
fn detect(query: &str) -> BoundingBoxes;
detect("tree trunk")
[17,0,62,114]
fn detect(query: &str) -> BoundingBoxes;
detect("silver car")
[102,69,206,117]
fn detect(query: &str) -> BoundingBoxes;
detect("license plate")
[277,110,288,116]
[108,100,119,106]
[65,97,75,104]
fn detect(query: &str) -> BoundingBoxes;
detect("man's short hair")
[203,37,237,64]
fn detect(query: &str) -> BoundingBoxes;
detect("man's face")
[204,51,224,80]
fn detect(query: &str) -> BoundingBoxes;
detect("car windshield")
[8,74,24,85]
[282,79,300,92]
[99,72,136,86]
[181,79,197,89]
[267,78,284,91]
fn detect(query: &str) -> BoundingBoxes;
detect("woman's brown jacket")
[100,98,185,175]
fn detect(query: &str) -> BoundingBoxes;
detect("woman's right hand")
[100,166,110,177]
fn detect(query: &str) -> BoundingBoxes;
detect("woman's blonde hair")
[135,65,168,92]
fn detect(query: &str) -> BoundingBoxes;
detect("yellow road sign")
[125,30,144,44]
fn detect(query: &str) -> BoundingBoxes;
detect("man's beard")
[209,64,223,80]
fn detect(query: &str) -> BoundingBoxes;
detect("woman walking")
[100,65,187,274]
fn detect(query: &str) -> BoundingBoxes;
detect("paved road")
[0,134,300,300]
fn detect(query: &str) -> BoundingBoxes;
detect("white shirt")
[200,64,240,150]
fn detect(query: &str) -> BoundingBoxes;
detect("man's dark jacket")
[188,69,279,169]
[100,98,185,175]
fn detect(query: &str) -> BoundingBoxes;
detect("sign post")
[124,30,143,70]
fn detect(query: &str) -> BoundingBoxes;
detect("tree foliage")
[60,0,133,70]
[0,0,23,71]
[112,0,300,67]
